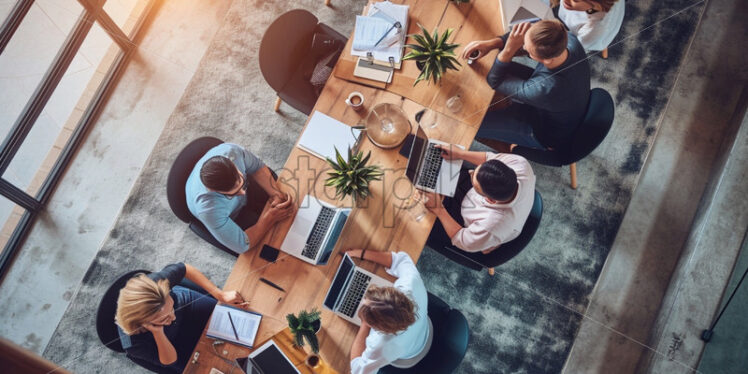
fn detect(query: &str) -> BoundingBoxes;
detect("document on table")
[351,1,409,64]
[297,111,361,161]
[206,304,262,348]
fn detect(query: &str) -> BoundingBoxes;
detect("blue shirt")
[487,33,590,147]
[185,143,264,254]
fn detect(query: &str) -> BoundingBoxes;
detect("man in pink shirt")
[419,145,536,254]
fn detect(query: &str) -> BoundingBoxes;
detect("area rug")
[44,0,704,373]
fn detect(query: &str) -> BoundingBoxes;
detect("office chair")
[378,292,470,374]
[429,190,543,276]
[512,88,614,189]
[259,9,347,115]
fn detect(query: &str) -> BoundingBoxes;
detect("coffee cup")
[467,50,481,65]
[346,92,365,111]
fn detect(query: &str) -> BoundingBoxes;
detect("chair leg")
[570,163,578,189]
[601,48,608,59]
[274,97,282,112]
[325,0,331,6]
[487,268,495,276]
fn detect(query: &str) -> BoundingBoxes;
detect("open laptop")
[405,124,464,197]
[323,253,393,325]
[237,340,300,374]
[280,194,350,265]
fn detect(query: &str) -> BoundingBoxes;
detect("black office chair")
[379,292,470,374]
[512,88,615,189]
[259,9,347,115]
[429,190,543,276]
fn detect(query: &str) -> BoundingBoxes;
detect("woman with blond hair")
[345,249,431,374]
[115,263,244,372]
[555,0,625,53]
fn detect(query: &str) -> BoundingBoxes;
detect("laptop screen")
[245,341,300,374]
[324,255,355,310]
[405,124,429,183]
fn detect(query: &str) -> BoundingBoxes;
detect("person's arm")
[350,322,371,361]
[198,204,251,254]
[142,324,177,366]
[184,263,245,305]
[460,37,505,60]
[251,166,283,200]
[434,144,487,166]
[243,196,294,245]
[344,249,392,268]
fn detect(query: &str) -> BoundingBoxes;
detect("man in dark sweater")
[463,20,590,149]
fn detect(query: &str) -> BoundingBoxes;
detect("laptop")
[280,194,351,265]
[323,253,394,325]
[405,124,464,197]
[237,340,300,374]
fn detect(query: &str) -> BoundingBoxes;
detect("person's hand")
[270,192,293,209]
[342,248,364,259]
[219,290,245,305]
[503,22,532,55]
[461,38,503,60]
[261,201,294,224]
[415,190,443,212]
[434,144,460,161]
[142,323,164,335]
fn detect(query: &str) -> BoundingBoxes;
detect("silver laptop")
[280,194,350,265]
[323,253,393,325]
[405,124,464,197]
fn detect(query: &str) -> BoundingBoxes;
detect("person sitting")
[555,0,625,53]
[115,263,245,372]
[419,145,536,254]
[462,20,590,150]
[345,249,431,374]
[185,143,293,254]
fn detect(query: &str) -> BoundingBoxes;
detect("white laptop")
[404,123,464,197]
[323,253,393,325]
[280,194,350,265]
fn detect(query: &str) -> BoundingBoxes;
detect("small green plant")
[325,147,382,201]
[286,308,321,353]
[403,24,461,86]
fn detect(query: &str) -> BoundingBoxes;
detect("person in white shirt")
[345,249,431,374]
[420,145,536,254]
[556,0,625,52]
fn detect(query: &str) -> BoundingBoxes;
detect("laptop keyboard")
[301,206,335,260]
[338,271,372,318]
[417,143,442,190]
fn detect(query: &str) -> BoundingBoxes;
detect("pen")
[227,312,240,341]
[259,277,286,293]
[373,21,401,48]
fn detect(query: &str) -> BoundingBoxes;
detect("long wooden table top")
[184,1,503,373]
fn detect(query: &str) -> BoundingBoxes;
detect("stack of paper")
[297,111,361,161]
[351,1,409,64]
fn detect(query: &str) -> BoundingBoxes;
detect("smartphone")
[259,244,279,262]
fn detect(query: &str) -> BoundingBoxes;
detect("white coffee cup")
[345,92,365,111]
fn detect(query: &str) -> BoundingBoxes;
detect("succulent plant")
[403,24,461,85]
[286,308,321,353]
[325,147,382,201]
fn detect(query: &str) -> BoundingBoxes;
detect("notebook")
[206,304,262,348]
[297,111,361,161]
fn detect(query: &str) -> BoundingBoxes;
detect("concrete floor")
[0,0,231,354]
[0,0,746,372]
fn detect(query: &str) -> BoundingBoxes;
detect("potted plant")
[325,147,383,202]
[403,24,461,86]
[287,308,322,354]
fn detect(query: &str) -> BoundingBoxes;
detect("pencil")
[227,312,240,341]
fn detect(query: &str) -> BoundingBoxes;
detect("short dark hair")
[200,156,239,191]
[528,20,568,59]
[476,160,518,201]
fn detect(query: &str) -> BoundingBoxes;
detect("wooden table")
[184,1,503,373]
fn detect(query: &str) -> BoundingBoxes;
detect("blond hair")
[115,274,171,335]
[528,20,568,59]
[358,286,416,334]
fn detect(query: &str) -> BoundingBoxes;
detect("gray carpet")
[43,0,704,373]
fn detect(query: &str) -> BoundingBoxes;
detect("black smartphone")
[259,244,279,262]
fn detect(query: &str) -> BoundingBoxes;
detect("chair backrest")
[166,137,223,223]
[567,88,615,163]
[378,293,469,374]
[259,9,319,93]
[479,190,543,268]
[96,270,151,353]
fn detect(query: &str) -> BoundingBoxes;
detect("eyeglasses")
[223,174,249,197]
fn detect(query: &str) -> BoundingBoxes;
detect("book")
[297,111,361,161]
[206,304,262,348]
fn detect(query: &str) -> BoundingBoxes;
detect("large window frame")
[0,0,156,280]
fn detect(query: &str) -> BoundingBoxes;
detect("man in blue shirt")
[463,20,590,149]
[185,143,293,254]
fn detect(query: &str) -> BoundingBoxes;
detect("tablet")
[245,340,300,374]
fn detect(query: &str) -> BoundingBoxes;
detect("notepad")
[206,304,262,348]
[297,111,361,161]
